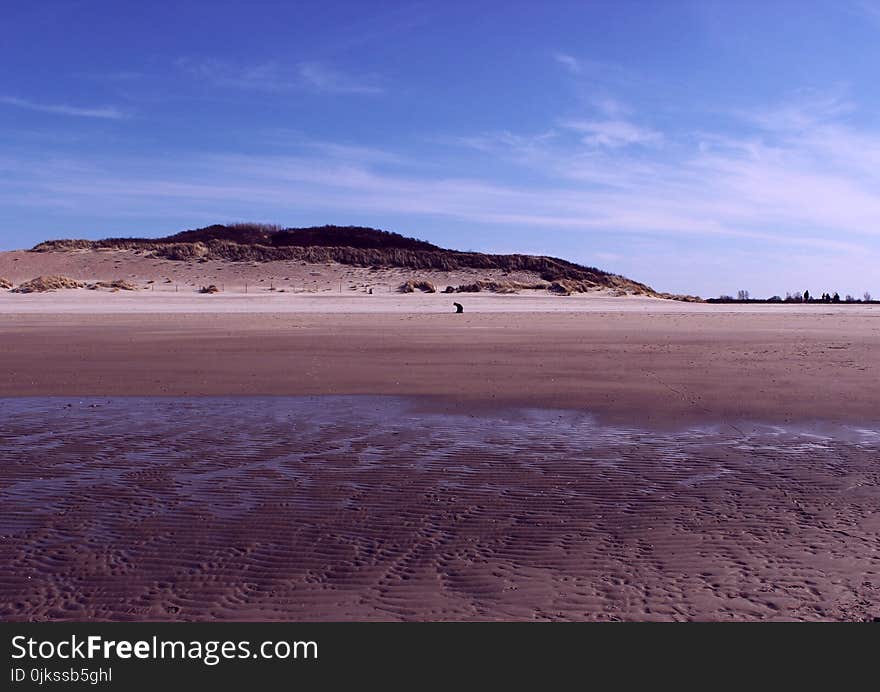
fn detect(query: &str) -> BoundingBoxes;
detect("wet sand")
[2,397,879,621]
[1,303,879,621]
[0,310,878,426]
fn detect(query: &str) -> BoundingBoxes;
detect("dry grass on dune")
[11,275,85,293]
[9,276,139,293]
[657,292,703,302]
[0,277,11,290]
[447,279,554,294]
[88,280,137,291]
[404,278,578,295]
[398,279,437,293]
[24,224,705,301]
[31,223,658,296]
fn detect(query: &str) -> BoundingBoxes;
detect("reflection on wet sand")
[2,397,879,621]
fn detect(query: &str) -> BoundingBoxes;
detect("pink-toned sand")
[0,247,560,298]
[2,249,879,621]
[0,311,877,427]
[2,398,879,622]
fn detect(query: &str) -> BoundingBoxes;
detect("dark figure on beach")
[453,302,463,313]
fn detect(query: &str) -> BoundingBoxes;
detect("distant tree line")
[710,289,874,304]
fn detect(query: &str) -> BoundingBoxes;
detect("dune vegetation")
[33,223,662,297]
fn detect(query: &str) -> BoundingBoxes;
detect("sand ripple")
[1,397,879,621]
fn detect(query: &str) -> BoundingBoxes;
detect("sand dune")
[0,248,625,298]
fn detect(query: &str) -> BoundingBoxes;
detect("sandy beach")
[3,396,879,622]
[2,289,879,621]
[0,296,877,426]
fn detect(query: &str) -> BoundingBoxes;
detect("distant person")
[453,302,463,313]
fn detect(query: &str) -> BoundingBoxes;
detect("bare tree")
[737,289,750,301]
[865,291,873,302]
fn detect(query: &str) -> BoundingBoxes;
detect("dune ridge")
[30,223,665,296]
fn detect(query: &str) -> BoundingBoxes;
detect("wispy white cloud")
[441,89,880,261]
[452,130,558,162]
[74,70,144,82]
[176,58,384,95]
[741,89,854,132]
[297,62,383,94]
[261,130,405,164]
[590,96,631,117]
[176,58,293,91]
[560,118,663,148]
[553,52,581,73]
[0,96,126,119]
[4,135,865,254]
[5,88,880,294]
[552,52,638,86]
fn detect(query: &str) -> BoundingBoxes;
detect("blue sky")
[3,1,880,296]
